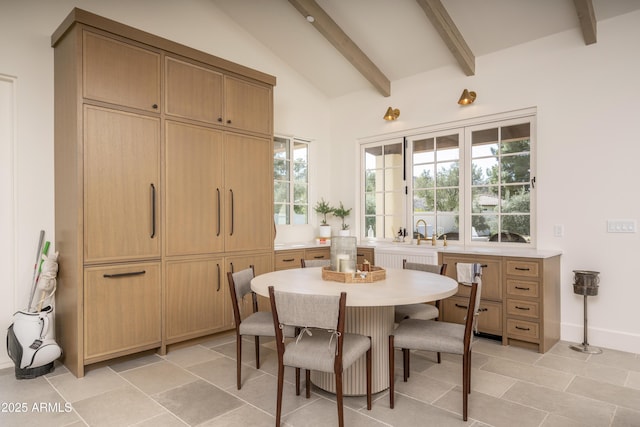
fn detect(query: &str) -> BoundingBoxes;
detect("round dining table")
[251,266,458,395]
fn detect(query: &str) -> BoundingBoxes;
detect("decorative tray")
[321,265,386,283]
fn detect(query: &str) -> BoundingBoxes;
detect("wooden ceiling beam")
[573,0,597,45]
[288,0,391,97]
[415,0,475,76]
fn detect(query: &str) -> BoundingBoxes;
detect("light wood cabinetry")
[357,247,375,265]
[274,246,374,271]
[53,8,275,377]
[439,251,560,353]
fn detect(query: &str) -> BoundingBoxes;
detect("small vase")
[338,229,350,237]
[318,225,332,238]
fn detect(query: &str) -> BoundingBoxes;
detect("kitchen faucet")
[415,219,429,245]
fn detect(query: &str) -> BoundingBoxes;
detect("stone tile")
[536,353,628,386]
[389,368,454,404]
[473,339,543,365]
[187,357,265,390]
[163,344,223,368]
[627,370,640,390]
[588,348,640,372]
[109,353,164,373]
[226,371,318,417]
[200,404,274,426]
[283,395,386,427]
[435,386,547,427]
[120,360,198,395]
[611,406,640,427]
[73,385,165,427]
[503,380,615,426]
[542,414,592,427]
[132,412,187,426]
[566,376,640,411]
[199,330,237,348]
[47,366,128,403]
[548,341,591,361]
[481,357,573,390]
[367,391,469,427]
[0,388,80,427]
[153,379,243,426]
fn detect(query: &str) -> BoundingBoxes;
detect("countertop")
[274,240,561,259]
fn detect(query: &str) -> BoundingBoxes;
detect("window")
[274,136,309,225]
[360,112,535,246]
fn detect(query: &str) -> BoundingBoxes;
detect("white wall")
[0,0,330,369]
[328,11,640,353]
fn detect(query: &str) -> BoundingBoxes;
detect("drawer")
[506,260,539,278]
[506,299,539,319]
[442,296,502,336]
[304,247,330,260]
[275,250,303,270]
[506,279,539,298]
[507,319,539,341]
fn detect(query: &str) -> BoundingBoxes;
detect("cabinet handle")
[282,258,295,262]
[515,325,531,331]
[313,255,325,259]
[229,189,234,236]
[216,263,221,292]
[217,117,223,122]
[515,286,530,290]
[515,267,530,271]
[216,188,221,237]
[226,119,232,124]
[454,263,488,268]
[152,104,158,109]
[103,270,146,278]
[515,305,530,311]
[150,183,156,238]
[455,303,468,309]
[230,262,234,274]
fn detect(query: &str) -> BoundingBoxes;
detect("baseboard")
[562,322,640,354]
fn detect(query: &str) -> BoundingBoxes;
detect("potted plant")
[314,198,334,238]
[333,201,352,236]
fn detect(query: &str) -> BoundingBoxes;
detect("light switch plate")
[606,219,636,233]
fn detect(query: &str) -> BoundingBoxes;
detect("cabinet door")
[441,254,502,301]
[224,133,273,252]
[84,262,161,360]
[165,57,223,124]
[84,106,160,262]
[83,31,160,112]
[165,121,224,256]
[224,76,272,135]
[165,258,226,343]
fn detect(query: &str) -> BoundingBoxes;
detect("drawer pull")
[515,286,530,290]
[282,258,295,262]
[103,270,146,278]
[515,325,530,331]
[313,255,325,259]
[515,267,531,271]
[515,306,530,311]
[455,263,488,268]
[455,303,487,312]
[455,303,468,309]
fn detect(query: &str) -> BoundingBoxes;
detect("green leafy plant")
[332,201,352,230]
[314,198,334,225]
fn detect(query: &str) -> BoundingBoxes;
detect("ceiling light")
[458,89,476,105]
[383,107,400,121]
[306,15,315,23]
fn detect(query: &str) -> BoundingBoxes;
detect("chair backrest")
[403,259,447,276]
[300,259,331,268]
[269,286,347,364]
[227,266,256,326]
[463,281,481,349]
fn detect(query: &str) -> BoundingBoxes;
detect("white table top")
[251,267,458,307]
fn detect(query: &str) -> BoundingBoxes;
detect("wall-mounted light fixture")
[383,107,400,121]
[458,89,476,105]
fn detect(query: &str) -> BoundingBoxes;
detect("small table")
[251,267,458,395]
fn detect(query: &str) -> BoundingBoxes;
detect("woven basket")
[321,265,386,283]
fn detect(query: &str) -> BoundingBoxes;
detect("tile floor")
[1,332,639,426]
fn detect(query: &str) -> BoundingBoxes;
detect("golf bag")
[6,305,62,379]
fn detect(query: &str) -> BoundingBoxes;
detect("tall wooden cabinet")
[53,8,275,377]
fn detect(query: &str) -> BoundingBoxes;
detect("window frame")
[274,135,310,225]
[359,108,536,247]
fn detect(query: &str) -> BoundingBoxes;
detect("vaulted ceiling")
[212,0,640,98]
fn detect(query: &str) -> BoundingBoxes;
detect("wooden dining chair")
[389,280,481,421]
[268,285,372,427]
[227,266,294,390]
[300,259,331,268]
[394,260,448,365]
